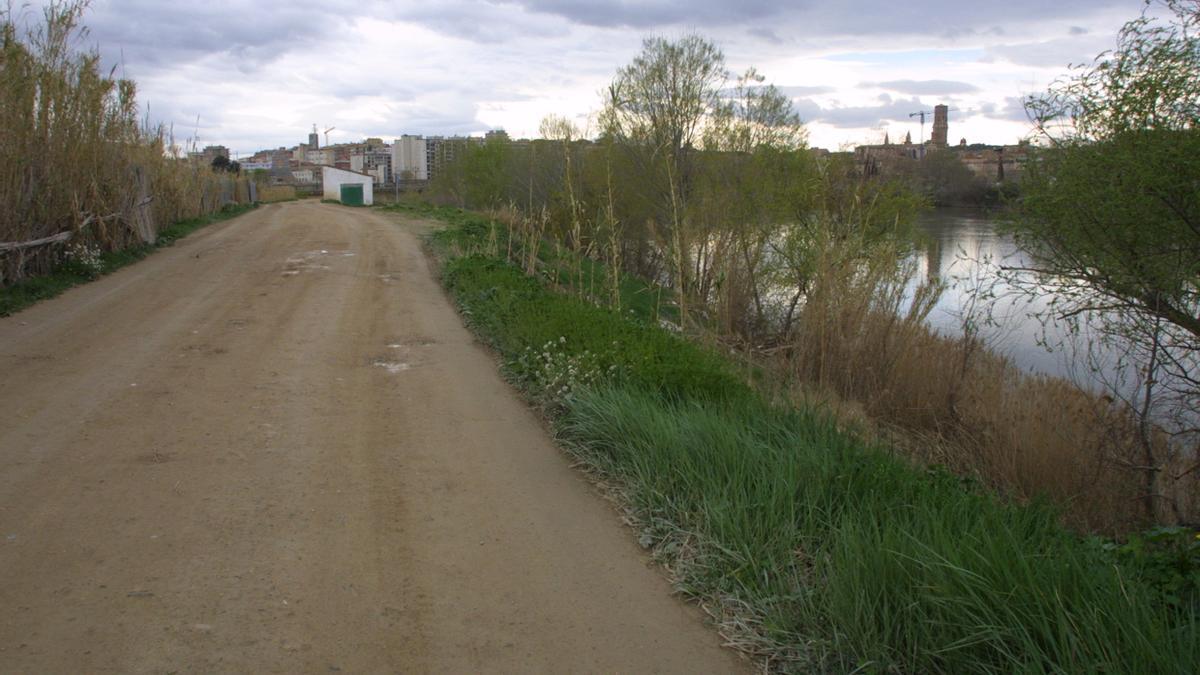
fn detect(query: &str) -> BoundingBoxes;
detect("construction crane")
[324,127,335,146]
[908,109,933,145]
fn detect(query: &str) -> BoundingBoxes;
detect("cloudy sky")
[15,0,1148,155]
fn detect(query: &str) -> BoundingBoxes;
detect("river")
[913,208,1102,384]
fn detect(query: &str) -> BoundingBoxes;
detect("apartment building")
[392,135,428,181]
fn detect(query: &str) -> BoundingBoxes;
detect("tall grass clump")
[0,1,251,286]
[560,388,1196,673]
[771,218,1155,532]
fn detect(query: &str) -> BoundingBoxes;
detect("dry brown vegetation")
[256,185,298,203]
[769,288,1172,533]
[0,1,251,284]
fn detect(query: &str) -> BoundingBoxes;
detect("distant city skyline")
[13,1,1150,155]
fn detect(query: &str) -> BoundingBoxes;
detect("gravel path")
[0,201,745,673]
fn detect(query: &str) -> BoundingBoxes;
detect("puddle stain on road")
[371,338,439,374]
[281,249,344,277]
[372,360,412,374]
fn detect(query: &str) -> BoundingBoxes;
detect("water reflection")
[913,208,1096,383]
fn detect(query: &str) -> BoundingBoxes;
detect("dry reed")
[772,247,1184,532]
[1,2,251,284]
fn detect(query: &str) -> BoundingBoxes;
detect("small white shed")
[321,166,374,206]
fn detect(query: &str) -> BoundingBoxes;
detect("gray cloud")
[390,1,571,43]
[865,79,981,95]
[985,34,1114,67]
[792,95,930,129]
[13,0,1135,152]
[981,96,1034,124]
[747,26,783,45]
[789,97,824,123]
[79,0,357,72]
[512,0,782,29]
[511,0,1128,36]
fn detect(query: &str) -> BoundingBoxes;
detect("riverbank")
[0,203,257,317]
[408,201,1199,673]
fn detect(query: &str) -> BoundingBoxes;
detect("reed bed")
[771,241,1174,532]
[1,2,249,285]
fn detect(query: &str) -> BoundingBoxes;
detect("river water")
[915,208,1200,439]
[913,208,1096,383]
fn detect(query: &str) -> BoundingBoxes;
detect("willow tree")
[602,34,728,325]
[1012,0,1200,520]
[697,68,813,338]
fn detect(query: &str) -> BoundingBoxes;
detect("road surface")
[0,201,745,673]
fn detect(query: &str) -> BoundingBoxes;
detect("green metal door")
[340,184,364,206]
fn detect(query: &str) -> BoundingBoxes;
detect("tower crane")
[908,109,933,145]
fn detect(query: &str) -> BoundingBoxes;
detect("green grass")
[422,203,1200,672]
[443,255,746,404]
[562,389,1196,672]
[0,202,256,316]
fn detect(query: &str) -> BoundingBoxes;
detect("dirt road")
[0,202,745,673]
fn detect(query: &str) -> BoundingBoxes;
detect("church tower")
[931,104,949,147]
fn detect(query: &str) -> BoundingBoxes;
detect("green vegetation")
[0,203,255,316]
[442,255,746,404]
[415,28,1193,532]
[392,200,679,323]
[399,11,1200,666]
[423,208,1200,672]
[894,147,1014,207]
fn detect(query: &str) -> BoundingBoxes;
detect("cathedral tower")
[931,104,949,147]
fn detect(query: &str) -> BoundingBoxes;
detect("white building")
[392,135,428,181]
[321,166,374,205]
